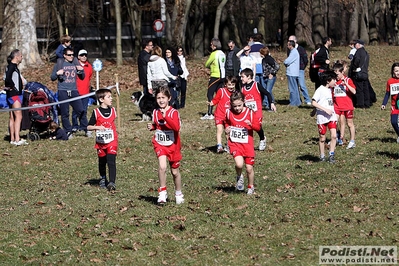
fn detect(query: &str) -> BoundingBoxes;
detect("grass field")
[0,46,398,265]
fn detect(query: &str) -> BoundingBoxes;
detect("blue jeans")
[72,96,89,131]
[287,75,301,106]
[298,70,311,103]
[262,76,277,107]
[58,90,84,133]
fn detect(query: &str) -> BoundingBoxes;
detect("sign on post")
[92,59,103,91]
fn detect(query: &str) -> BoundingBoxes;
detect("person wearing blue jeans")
[262,76,277,108]
[298,69,311,104]
[288,35,312,105]
[260,46,278,108]
[284,40,301,106]
[50,47,85,138]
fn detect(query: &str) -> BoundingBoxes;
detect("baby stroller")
[26,88,52,141]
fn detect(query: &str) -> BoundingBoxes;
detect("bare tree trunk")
[368,0,378,44]
[257,0,266,38]
[213,0,228,38]
[115,0,123,66]
[295,0,314,47]
[359,0,369,43]
[312,0,328,45]
[229,10,241,47]
[125,0,143,57]
[51,0,65,37]
[281,0,290,48]
[1,0,43,69]
[170,0,191,47]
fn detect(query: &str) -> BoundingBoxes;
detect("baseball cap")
[78,49,88,56]
[355,39,365,45]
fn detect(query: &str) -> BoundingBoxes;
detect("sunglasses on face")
[65,54,74,56]
[79,54,87,57]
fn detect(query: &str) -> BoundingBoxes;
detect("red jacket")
[76,61,93,95]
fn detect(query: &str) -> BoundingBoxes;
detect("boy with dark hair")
[87,89,118,191]
[311,70,338,163]
[240,68,276,151]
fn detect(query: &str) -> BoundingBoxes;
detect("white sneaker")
[10,141,16,145]
[200,114,210,120]
[259,139,266,151]
[247,185,255,195]
[158,190,168,204]
[236,175,244,191]
[175,193,184,204]
[346,141,356,149]
[397,137,399,143]
[15,139,28,146]
[208,114,214,120]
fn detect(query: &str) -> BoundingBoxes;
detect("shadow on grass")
[84,179,101,186]
[369,137,397,143]
[138,195,159,205]
[303,137,319,145]
[275,99,290,105]
[296,154,320,162]
[201,145,218,153]
[128,113,146,122]
[213,185,239,193]
[376,151,399,160]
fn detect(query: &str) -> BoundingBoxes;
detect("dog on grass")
[131,91,157,121]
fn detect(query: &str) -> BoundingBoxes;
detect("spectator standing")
[72,49,93,136]
[260,46,277,109]
[349,39,370,108]
[177,46,189,109]
[249,33,265,84]
[164,47,183,109]
[225,40,241,83]
[236,45,256,74]
[276,28,282,50]
[4,49,28,146]
[137,39,154,95]
[147,46,176,96]
[201,38,226,120]
[348,40,357,61]
[288,35,312,105]
[313,37,332,89]
[50,47,85,138]
[284,40,301,106]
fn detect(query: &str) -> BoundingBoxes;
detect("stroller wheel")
[28,133,36,141]
[28,132,40,141]
[34,133,40,141]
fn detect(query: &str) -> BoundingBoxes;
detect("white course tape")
[0,84,117,112]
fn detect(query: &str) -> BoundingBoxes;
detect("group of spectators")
[5,34,94,145]
[137,40,189,109]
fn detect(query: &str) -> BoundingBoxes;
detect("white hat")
[78,49,88,56]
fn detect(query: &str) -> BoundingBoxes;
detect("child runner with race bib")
[224,91,261,195]
[147,86,184,205]
[87,88,118,191]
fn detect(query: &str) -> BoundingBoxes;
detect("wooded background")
[0,0,398,68]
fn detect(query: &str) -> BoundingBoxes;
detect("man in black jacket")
[314,37,332,89]
[226,40,241,90]
[137,40,154,96]
[349,39,370,108]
